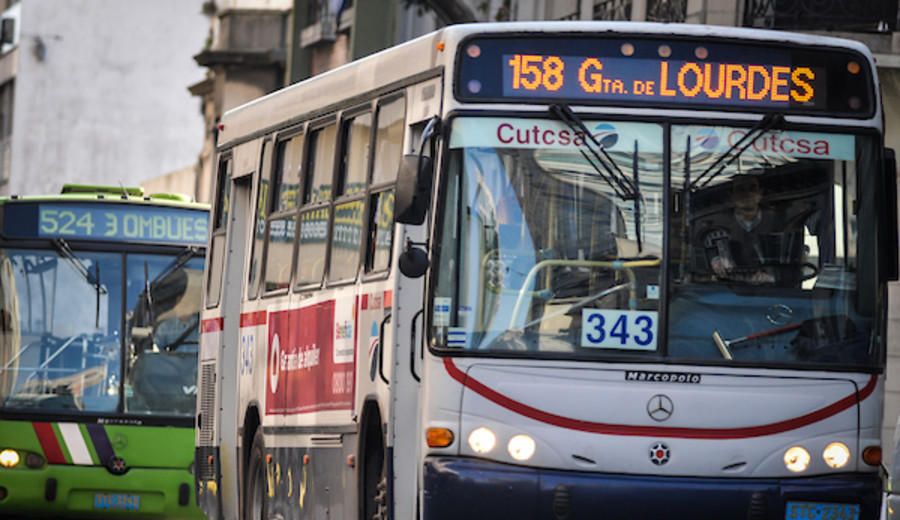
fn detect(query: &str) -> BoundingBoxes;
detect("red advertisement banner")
[266,300,356,415]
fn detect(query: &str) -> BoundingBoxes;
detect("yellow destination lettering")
[771,66,790,101]
[578,58,604,93]
[791,67,815,102]
[542,56,564,91]
[702,63,726,98]
[677,62,703,97]
[725,64,747,99]
[508,54,522,89]
[659,62,677,97]
[746,65,771,101]
[520,54,542,90]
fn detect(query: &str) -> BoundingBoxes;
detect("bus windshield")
[0,247,204,416]
[432,116,879,369]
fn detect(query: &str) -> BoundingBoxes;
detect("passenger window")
[365,96,405,274]
[339,112,372,196]
[248,141,273,299]
[329,111,372,282]
[296,208,328,285]
[263,134,304,293]
[367,189,394,273]
[371,97,405,185]
[330,200,364,280]
[305,125,337,204]
[277,134,304,212]
[295,123,336,288]
[206,157,232,307]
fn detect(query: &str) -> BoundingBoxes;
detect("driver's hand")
[749,270,775,285]
[711,256,733,277]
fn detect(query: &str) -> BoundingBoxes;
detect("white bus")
[196,22,897,520]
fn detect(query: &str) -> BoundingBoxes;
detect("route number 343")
[580,309,658,351]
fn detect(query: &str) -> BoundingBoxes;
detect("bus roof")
[217,21,875,148]
[1,184,209,210]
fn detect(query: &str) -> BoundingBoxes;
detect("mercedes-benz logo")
[647,394,674,422]
[111,433,128,450]
[766,304,793,326]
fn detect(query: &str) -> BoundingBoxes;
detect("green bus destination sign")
[456,35,875,117]
[3,202,209,245]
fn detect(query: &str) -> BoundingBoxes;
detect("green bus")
[0,185,208,519]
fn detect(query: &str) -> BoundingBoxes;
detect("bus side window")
[330,110,372,282]
[295,124,336,287]
[206,156,232,308]
[366,96,405,274]
[248,140,274,299]
[264,134,303,293]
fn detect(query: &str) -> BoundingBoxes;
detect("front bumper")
[423,456,882,520]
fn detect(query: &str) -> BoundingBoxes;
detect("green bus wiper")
[549,103,637,201]
[52,239,107,295]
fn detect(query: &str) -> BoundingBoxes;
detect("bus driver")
[707,174,801,285]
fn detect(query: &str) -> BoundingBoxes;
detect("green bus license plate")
[786,502,859,520]
[94,492,141,510]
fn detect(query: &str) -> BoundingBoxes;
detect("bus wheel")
[362,420,386,520]
[372,470,387,520]
[244,430,267,520]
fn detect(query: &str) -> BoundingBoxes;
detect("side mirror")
[395,154,433,225]
[398,242,429,278]
[882,148,899,281]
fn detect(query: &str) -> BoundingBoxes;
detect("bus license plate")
[94,492,141,510]
[785,501,858,520]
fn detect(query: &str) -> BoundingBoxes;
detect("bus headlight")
[508,435,536,461]
[0,449,20,468]
[823,442,850,469]
[468,427,496,454]
[784,446,810,472]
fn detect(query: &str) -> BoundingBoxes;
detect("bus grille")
[199,361,216,446]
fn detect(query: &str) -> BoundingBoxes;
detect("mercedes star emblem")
[647,394,674,422]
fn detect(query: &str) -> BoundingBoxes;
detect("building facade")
[0,0,209,197]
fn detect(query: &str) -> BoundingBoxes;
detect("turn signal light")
[862,446,882,466]
[426,428,454,448]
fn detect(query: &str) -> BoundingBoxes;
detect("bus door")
[199,140,256,520]
[389,77,442,520]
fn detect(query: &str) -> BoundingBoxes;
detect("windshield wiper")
[549,103,637,200]
[692,113,784,189]
[52,239,107,295]
[151,246,199,288]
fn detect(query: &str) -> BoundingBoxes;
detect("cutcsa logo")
[694,128,720,150]
[592,123,619,149]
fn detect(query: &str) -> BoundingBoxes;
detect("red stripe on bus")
[32,422,67,464]
[240,311,267,328]
[443,358,876,439]
[384,290,392,309]
[201,317,224,333]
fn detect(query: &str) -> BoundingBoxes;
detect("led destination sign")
[505,54,818,107]
[456,36,874,116]
[3,202,209,246]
